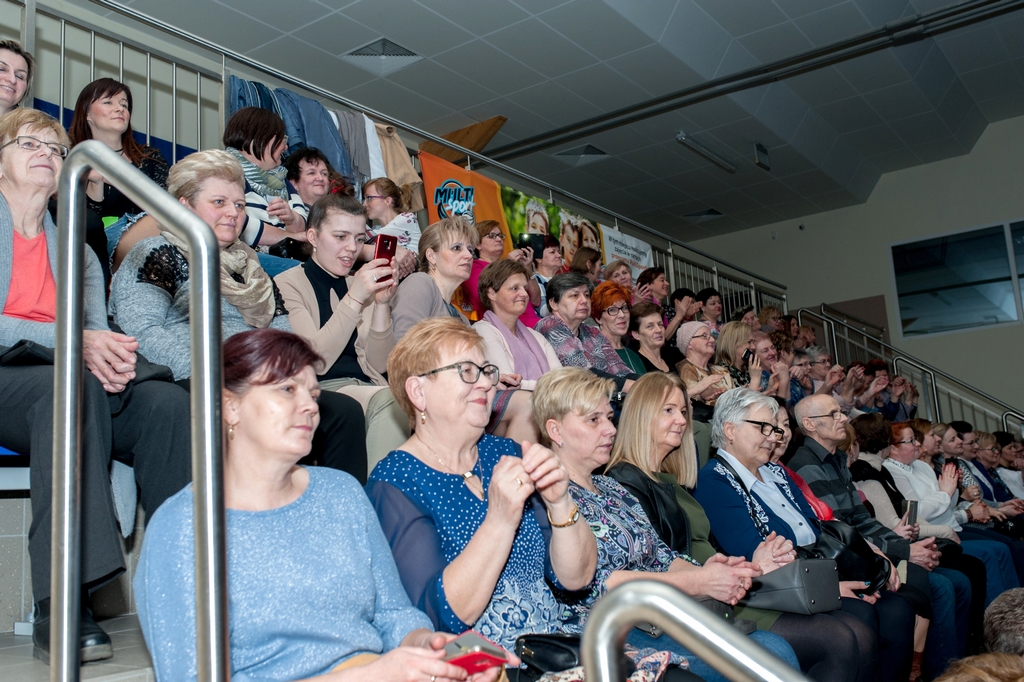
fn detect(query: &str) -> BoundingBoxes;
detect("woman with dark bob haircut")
[136,328,511,681]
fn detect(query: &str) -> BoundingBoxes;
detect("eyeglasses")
[808,410,844,421]
[811,359,832,366]
[604,304,629,317]
[978,447,1000,453]
[0,135,69,158]
[363,194,385,201]
[484,232,505,241]
[691,332,712,341]
[792,362,811,368]
[744,420,784,437]
[898,439,919,445]
[420,361,500,386]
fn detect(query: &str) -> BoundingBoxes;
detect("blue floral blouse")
[562,475,700,633]
[366,435,576,650]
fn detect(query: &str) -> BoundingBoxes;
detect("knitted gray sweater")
[0,193,108,349]
[109,235,290,380]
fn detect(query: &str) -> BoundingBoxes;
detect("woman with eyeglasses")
[591,280,646,376]
[361,176,419,281]
[676,321,733,422]
[366,318,597,653]
[460,219,539,324]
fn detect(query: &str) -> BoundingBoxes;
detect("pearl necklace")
[416,434,484,500]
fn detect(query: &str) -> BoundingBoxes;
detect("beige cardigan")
[274,265,394,385]
[474,319,562,391]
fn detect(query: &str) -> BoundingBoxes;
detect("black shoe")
[32,597,114,664]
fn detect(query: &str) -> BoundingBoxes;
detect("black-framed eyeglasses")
[744,420,784,437]
[0,135,69,158]
[484,232,505,241]
[419,361,500,386]
[604,304,630,317]
[898,439,919,445]
[691,332,712,341]
[811,359,832,366]
[978,447,1000,453]
[808,410,843,421]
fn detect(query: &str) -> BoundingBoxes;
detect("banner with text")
[598,224,653,278]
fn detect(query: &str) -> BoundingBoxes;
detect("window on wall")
[891,224,1023,337]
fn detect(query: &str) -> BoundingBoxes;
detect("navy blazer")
[694,458,819,561]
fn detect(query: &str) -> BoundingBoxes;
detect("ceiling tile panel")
[503,153,572,178]
[433,41,545,96]
[853,0,910,27]
[891,37,934,78]
[291,12,374,57]
[732,206,786,227]
[780,169,842,196]
[960,63,1023,103]
[580,159,659,189]
[602,0,680,42]
[835,50,911,92]
[771,197,825,220]
[415,0,530,36]
[342,77,452,124]
[794,3,872,46]
[811,190,860,212]
[993,14,1024,60]
[574,126,658,156]
[863,83,932,120]
[936,79,977,132]
[463,97,555,140]
[486,18,598,79]
[542,167,617,197]
[658,0,734,79]
[605,44,705,98]
[628,112,706,147]
[888,112,951,147]
[739,23,815,64]
[129,0,284,53]
[419,112,478,136]
[506,81,604,127]
[554,64,652,113]
[815,96,884,134]
[539,0,656,61]
[703,189,763,214]
[819,138,864,188]
[954,105,987,148]
[510,0,574,15]
[386,60,498,111]
[680,97,750,130]
[866,147,921,173]
[841,124,908,157]
[622,177,694,206]
[762,144,818,176]
[755,84,810,143]
[911,136,967,164]
[667,168,734,197]
[742,180,801,206]
[248,36,374,94]
[621,142,705,177]
[785,67,859,106]
[706,118,785,158]
[601,189,654,216]
[977,94,1024,123]
[216,0,332,33]
[691,0,788,38]
[773,0,846,20]
[788,111,838,167]
[342,0,475,58]
[913,44,958,106]
[845,159,880,201]
[937,26,1009,73]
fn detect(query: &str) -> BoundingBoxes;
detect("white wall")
[690,115,1024,411]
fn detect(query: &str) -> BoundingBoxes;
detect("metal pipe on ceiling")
[486,0,1024,162]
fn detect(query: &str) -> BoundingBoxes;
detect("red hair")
[591,280,631,320]
[223,329,322,393]
[890,421,911,446]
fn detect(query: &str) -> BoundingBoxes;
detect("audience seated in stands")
[993,431,1024,499]
[731,304,759,330]
[676,321,732,421]
[629,301,670,373]
[568,246,602,284]
[984,588,1024,657]
[715,321,760,392]
[536,272,638,393]
[697,389,918,682]
[0,40,32,116]
[531,368,800,682]
[0,108,192,665]
[135,329,510,681]
[531,234,561,317]
[283,146,337,207]
[361,176,418,280]
[782,315,799,339]
[933,652,1024,682]
[367,318,597,651]
[758,305,785,333]
[603,259,632,292]
[591,280,645,377]
[750,331,789,398]
[473,259,561,393]
[603,373,871,682]
[461,219,538,323]
[634,266,671,318]
[274,191,409,472]
[110,149,368,480]
[695,287,724,338]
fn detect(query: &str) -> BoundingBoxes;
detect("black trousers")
[176,377,368,483]
[0,365,192,602]
[840,591,915,682]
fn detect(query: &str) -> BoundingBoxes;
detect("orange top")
[3,231,56,323]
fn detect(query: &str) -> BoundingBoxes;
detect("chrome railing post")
[56,141,229,682]
[583,582,808,682]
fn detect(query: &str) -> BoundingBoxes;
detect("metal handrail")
[582,582,808,682]
[55,141,227,682]
[892,356,941,423]
[819,304,885,338]
[794,309,838,358]
[1003,411,1024,433]
[77,0,786,292]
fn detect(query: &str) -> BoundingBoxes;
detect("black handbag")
[511,633,636,682]
[797,519,891,595]
[740,558,842,614]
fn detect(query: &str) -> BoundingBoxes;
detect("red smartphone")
[443,631,509,674]
[372,234,398,282]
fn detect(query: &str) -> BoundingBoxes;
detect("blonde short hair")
[167,149,244,205]
[0,109,70,149]
[418,216,479,273]
[714,321,752,367]
[531,367,614,448]
[933,653,1024,682]
[758,305,782,326]
[608,372,698,488]
[387,317,486,428]
[976,431,997,450]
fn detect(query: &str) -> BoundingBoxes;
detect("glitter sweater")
[135,467,432,681]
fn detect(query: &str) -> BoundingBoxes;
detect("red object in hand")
[443,631,509,674]
[372,234,397,282]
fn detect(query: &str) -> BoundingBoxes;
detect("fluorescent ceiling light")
[675,131,736,173]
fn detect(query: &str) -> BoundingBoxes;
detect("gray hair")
[711,387,779,449]
[985,588,1024,655]
[793,349,810,363]
[546,271,593,305]
[805,345,829,363]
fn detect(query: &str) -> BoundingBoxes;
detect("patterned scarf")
[162,231,276,328]
[226,147,289,200]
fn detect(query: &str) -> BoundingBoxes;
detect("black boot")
[32,597,114,664]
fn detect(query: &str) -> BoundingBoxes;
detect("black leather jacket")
[606,462,692,557]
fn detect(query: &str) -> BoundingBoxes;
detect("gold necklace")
[416,434,485,500]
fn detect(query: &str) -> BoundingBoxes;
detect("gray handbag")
[740,559,842,614]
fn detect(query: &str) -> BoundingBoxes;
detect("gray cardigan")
[0,194,108,348]
[109,235,290,380]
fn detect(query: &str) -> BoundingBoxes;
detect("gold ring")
[515,477,523,487]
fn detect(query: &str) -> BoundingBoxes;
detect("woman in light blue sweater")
[136,328,511,681]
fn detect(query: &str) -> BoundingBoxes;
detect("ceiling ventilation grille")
[684,208,724,222]
[554,144,609,167]
[342,38,423,77]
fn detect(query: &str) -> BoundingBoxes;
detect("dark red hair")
[890,422,912,446]
[864,358,889,377]
[223,329,322,393]
[68,78,152,165]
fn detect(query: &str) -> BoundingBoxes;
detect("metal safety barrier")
[582,581,809,682]
[53,141,227,682]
